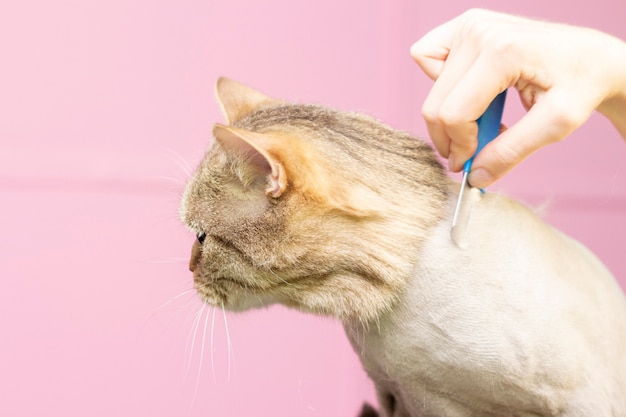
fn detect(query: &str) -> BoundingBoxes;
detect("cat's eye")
[196,232,206,245]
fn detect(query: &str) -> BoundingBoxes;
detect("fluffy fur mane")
[180,77,450,323]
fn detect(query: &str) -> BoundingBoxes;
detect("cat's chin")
[194,284,277,312]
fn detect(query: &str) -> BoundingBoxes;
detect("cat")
[180,77,626,417]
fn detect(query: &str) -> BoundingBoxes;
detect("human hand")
[411,9,626,188]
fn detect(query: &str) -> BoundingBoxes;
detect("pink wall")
[1,1,624,416]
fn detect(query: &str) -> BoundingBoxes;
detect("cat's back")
[350,186,626,417]
[453,187,626,322]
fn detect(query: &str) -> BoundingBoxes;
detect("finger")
[421,43,481,168]
[469,91,587,188]
[412,20,462,162]
[440,51,519,171]
[410,17,460,80]
[426,121,451,159]
[447,126,477,172]
[448,124,507,172]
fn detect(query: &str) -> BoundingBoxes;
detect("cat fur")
[180,78,626,417]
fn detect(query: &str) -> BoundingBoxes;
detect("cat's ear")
[215,77,281,124]
[213,124,287,198]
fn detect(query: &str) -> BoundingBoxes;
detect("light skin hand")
[410,9,626,188]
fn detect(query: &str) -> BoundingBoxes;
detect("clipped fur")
[180,78,626,417]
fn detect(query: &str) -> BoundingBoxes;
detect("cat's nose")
[189,240,202,272]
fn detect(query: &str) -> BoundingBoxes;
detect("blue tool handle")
[462,89,508,173]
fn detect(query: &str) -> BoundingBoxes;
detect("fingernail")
[468,168,493,188]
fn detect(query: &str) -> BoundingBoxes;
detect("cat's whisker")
[143,288,197,328]
[154,288,195,311]
[188,306,211,415]
[161,146,194,178]
[254,294,265,306]
[181,297,205,328]
[147,257,190,265]
[267,268,292,287]
[185,304,205,380]
[148,175,188,187]
[222,303,232,382]
[210,306,216,383]
[187,303,210,416]
[167,291,202,329]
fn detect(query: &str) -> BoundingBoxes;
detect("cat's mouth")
[190,238,274,289]
[192,260,291,311]
[194,275,277,311]
[191,257,267,308]
[189,236,283,309]
[195,273,271,294]
[194,279,229,306]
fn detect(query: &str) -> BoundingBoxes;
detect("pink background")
[1,1,625,416]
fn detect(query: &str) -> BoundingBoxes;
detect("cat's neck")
[326,180,458,325]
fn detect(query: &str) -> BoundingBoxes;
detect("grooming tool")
[451,90,507,247]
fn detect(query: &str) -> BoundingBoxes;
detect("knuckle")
[553,110,585,139]
[410,40,425,59]
[437,105,463,127]
[450,143,474,161]
[421,103,440,124]
[461,8,489,23]
[490,38,517,59]
[459,9,495,44]
[544,95,589,140]
[492,141,522,168]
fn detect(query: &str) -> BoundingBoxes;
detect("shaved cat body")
[348,189,626,416]
[180,78,626,417]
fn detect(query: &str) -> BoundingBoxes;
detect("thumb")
[468,94,583,188]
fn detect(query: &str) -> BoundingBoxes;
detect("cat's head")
[180,78,449,323]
